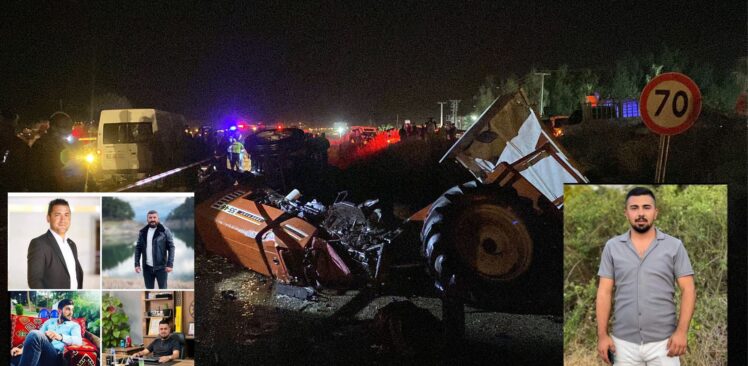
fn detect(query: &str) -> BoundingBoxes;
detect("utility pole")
[437,101,447,128]
[535,72,550,117]
[89,47,97,122]
[449,100,461,129]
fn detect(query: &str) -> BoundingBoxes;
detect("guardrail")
[115,157,216,192]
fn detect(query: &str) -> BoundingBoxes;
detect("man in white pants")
[596,187,696,365]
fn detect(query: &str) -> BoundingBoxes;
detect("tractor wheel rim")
[453,203,532,281]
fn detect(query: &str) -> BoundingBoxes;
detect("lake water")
[102,233,194,282]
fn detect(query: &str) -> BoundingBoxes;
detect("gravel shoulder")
[194,253,562,365]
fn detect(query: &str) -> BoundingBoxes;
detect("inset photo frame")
[8,194,101,290]
[101,193,194,290]
[563,185,727,365]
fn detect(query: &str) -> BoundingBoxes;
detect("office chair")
[171,332,186,359]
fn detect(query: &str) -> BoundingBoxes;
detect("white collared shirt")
[49,230,78,289]
[146,227,156,267]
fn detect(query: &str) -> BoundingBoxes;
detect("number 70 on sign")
[640,72,702,136]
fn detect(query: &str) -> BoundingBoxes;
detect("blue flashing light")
[229,126,237,131]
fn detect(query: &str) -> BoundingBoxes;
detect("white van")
[97,109,187,181]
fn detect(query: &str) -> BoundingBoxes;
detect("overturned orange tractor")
[415,90,587,334]
[196,90,586,335]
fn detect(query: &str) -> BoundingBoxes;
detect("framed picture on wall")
[148,317,162,336]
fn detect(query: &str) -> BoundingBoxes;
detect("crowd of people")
[0,109,86,192]
[0,109,215,192]
[202,128,330,178]
[397,118,458,142]
[3,108,442,192]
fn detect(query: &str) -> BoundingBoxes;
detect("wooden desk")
[115,346,144,354]
[109,354,194,366]
[171,360,195,365]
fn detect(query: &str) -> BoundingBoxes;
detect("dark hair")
[625,187,656,206]
[147,210,158,216]
[159,319,171,328]
[57,299,74,310]
[47,198,70,215]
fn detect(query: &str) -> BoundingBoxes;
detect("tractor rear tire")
[421,180,562,314]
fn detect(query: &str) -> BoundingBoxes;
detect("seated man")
[133,319,180,363]
[10,299,82,366]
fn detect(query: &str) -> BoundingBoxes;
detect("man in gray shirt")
[133,319,180,363]
[596,187,696,365]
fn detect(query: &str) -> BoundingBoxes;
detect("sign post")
[639,72,701,182]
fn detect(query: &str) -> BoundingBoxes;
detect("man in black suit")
[27,198,84,289]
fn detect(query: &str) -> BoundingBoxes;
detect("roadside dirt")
[194,253,562,365]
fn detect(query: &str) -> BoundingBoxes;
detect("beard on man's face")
[59,313,71,323]
[148,220,158,227]
[631,216,653,233]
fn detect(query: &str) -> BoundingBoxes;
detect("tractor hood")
[441,89,587,206]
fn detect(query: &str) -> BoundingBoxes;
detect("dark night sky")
[1,1,745,125]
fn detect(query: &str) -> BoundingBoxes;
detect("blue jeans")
[143,264,168,289]
[11,330,62,366]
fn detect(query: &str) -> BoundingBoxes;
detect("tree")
[521,68,548,113]
[166,197,195,221]
[499,74,520,95]
[102,197,135,220]
[471,75,499,116]
[470,48,744,117]
[698,57,745,112]
[470,74,522,116]
[576,69,600,100]
[548,65,574,115]
[608,54,643,100]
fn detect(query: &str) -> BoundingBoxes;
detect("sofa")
[11,315,99,366]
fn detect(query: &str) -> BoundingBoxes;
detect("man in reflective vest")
[226,137,245,172]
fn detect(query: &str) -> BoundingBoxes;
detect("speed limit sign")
[639,72,702,135]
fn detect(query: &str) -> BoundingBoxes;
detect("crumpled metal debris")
[221,290,237,300]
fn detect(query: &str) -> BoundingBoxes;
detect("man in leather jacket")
[134,210,175,289]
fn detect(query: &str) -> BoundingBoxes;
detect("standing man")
[0,109,29,192]
[31,112,72,191]
[596,187,696,365]
[446,122,457,141]
[318,132,330,167]
[132,319,181,363]
[134,210,175,289]
[227,137,246,172]
[10,299,83,366]
[27,199,84,289]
